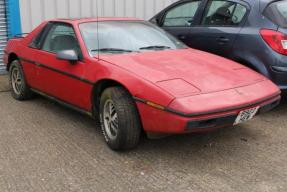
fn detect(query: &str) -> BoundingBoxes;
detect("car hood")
[100,48,265,97]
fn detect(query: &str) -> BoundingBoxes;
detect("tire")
[9,60,33,100]
[99,86,141,150]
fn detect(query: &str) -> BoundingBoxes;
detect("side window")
[201,0,247,26]
[163,1,201,27]
[42,24,81,55]
[29,24,51,49]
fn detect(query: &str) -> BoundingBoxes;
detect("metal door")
[0,0,7,72]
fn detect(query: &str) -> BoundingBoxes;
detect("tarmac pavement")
[0,74,286,192]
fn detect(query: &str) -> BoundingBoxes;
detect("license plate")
[234,106,260,125]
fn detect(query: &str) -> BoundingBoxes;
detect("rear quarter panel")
[4,22,48,85]
[4,21,48,62]
[230,0,278,78]
[4,38,24,66]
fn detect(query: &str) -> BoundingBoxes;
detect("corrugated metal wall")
[0,0,8,71]
[19,0,178,33]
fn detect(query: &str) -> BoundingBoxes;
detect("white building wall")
[19,0,178,33]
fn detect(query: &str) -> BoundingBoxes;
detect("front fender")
[86,58,175,108]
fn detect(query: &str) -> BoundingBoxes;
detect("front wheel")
[99,87,141,150]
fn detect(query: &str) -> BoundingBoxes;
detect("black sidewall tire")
[100,89,121,148]
[99,87,141,150]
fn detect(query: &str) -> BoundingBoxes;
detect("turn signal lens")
[146,101,165,110]
[260,29,287,55]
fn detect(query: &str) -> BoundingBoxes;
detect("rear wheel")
[99,87,141,150]
[9,60,33,100]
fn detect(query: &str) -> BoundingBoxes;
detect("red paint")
[3,18,281,134]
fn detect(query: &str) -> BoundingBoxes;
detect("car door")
[156,0,204,46]
[157,0,249,57]
[33,22,91,110]
[186,0,249,57]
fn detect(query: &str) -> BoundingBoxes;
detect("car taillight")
[260,29,287,55]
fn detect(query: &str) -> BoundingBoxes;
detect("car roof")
[49,17,143,25]
[176,0,276,4]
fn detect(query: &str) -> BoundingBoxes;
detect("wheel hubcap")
[11,68,23,95]
[103,99,119,140]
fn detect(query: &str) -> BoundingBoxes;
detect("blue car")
[151,0,287,90]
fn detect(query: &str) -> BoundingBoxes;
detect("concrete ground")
[0,74,286,192]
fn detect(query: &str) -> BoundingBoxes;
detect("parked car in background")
[3,18,280,150]
[151,0,287,90]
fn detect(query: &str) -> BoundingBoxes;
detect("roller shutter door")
[0,0,7,71]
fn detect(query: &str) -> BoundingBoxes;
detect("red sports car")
[3,18,281,150]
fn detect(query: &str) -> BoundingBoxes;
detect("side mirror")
[56,50,78,62]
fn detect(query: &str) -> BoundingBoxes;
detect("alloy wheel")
[103,99,119,140]
[11,67,23,95]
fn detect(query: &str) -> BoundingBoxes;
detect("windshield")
[264,0,287,28]
[79,21,187,56]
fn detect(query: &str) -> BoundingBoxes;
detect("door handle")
[216,37,230,44]
[178,35,186,40]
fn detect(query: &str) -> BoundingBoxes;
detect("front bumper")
[186,97,279,131]
[136,94,280,134]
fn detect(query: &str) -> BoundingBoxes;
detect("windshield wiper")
[91,48,134,53]
[139,45,171,50]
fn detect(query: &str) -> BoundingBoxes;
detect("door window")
[201,0,247,26]
[42,23,81,55]
[163,1,201,27]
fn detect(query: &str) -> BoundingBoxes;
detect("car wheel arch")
[234,57,271,78]
[91,79,134,116]
[91,79,144,136]
[7,53,19,71]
